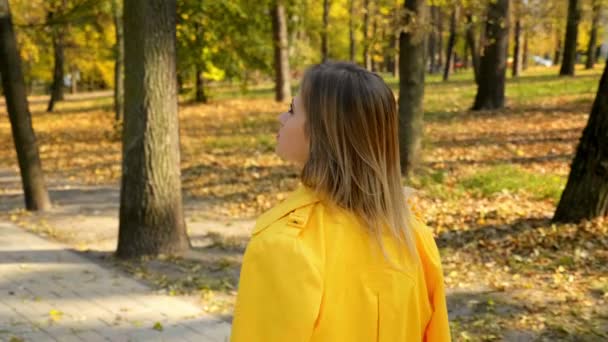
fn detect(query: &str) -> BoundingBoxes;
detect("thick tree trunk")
[465,13,480,84]
[399,0,427,176]
[472,0,509,110]
[194,64,207,103]
[443,7,457,81]
[349,0,356,62]
[47,7,65,112]
[512,16,523,77]
[560,0,580,76]
[272,0,291,102]
[113,0,124,121]
[554,58,608,222]
[363,0,371,70]
[586,0,600,69]
[117,0,190,258]
[0,0,51,211]
[321,0,329,62]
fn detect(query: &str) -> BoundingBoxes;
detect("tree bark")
[393,29,399,78]
[113,0,124,121]
[437,7,443,72]
[443,7,458,81]
[585,0,600,70]
[349,0,356,62]
[0,0,51,211]
[321,0,329,62]
[427,6,437,73]
[117,0,190,258]
[465,13,480,84]
[472,0,509,110]
[47,2,66,113]
[272,0,291,102]
[194,63,207,103]
[560,0,580,76]
[554,35,562,66]
[399,0,427,176]
[522,29,528,70]
[512,15,523,77]
[553,58,608,222]
[363,0,371,70]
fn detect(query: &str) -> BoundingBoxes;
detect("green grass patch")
[459,164,566,201]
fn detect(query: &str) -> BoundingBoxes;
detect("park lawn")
[1,65,607,340]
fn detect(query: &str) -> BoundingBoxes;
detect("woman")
[231,62,450,341]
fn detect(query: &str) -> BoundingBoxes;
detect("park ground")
[0,66,607,341]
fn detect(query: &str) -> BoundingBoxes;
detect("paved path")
[0,222,231,342]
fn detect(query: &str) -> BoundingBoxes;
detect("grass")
[459,164,566,202]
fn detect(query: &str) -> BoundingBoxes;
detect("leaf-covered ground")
[1,66,607,341]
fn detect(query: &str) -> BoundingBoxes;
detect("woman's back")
[231,185,450,341]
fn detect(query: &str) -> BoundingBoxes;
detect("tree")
[272,0,291,102]
[512,1,523,77]
[321,0,330,62]
[472,0,509,111]
[559,0,580,76]
[46,0,67,112]
[443,5,458,81]
[585,0,600,70]
[553,57,608,223]
[112,0,124,121]
[0,0,51,211]
[398,0,427,176]
[117,0,190,258]
[349,0,356,62]
[363,0,372,69]
[464,12,480,84]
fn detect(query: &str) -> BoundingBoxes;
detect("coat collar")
[253,184,321,234]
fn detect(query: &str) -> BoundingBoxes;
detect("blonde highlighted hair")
[299,62,417,259]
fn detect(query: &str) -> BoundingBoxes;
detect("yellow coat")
[231,185,451,342]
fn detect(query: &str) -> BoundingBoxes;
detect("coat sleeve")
[415,224,451,342]
[231,232,323,342]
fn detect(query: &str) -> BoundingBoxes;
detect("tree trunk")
[195,64,207,103]
[349,0,356,62]
[554,35,562,66]
[443,7,458,81]
[553,58,608,223]
[472,0,509,110]
[437,7,443,72]
[522,30,528,70]
[272,0,291,102]
[0,0,51,211]
[428,6,437,73]
[399,0,427,176]
[560,0,580,76]
[465,13,480,84]
[512,16,523,77]
[363,0,371,70]
[47,6,65,113]
[70,65,78,94]
[586,0,600,69]
[113,0,124,121]
[393,30,399,78]
[321,0,329,62]
[117,0,190,258]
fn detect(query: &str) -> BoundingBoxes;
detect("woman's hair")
[300,62,417,259]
